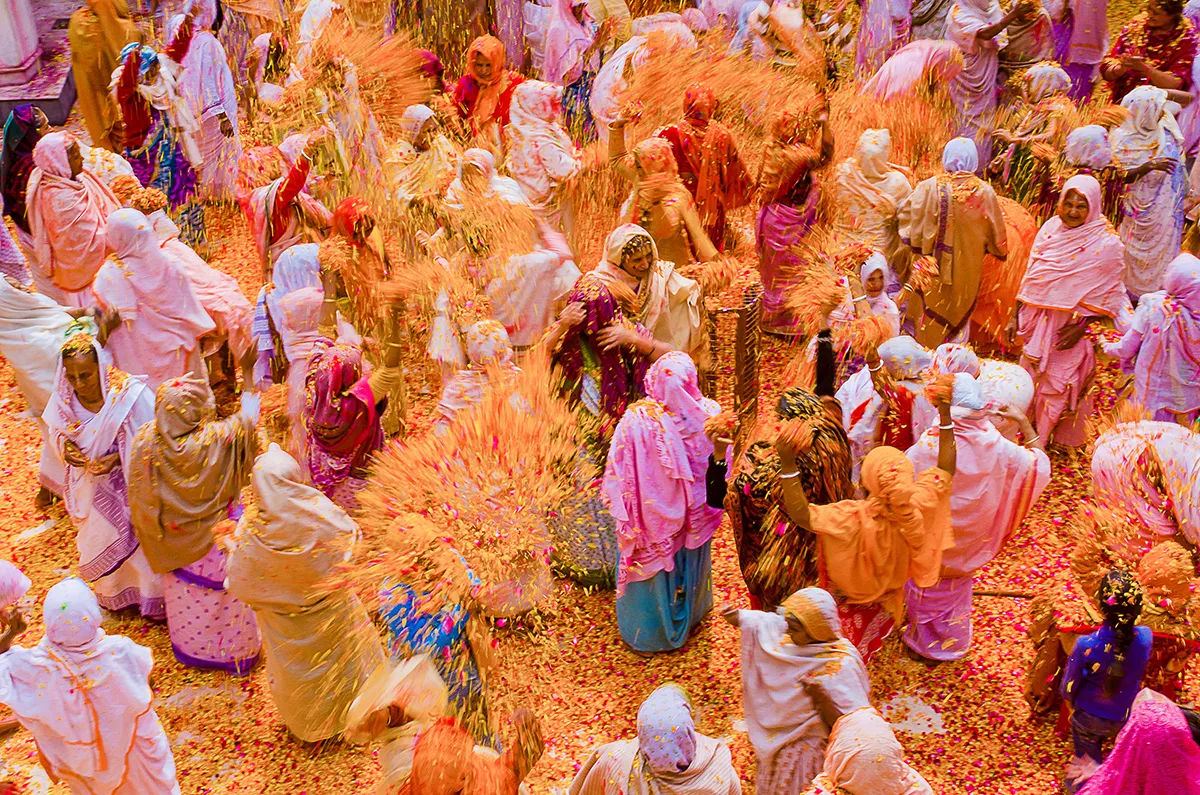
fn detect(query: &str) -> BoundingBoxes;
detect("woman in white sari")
[1112,85,1187,297]
[390,104,458,209]
[945,0,1030,164]
[167,1,242,201]
[589,31,697,143]
[226,444,385,742]
[506,80,581,233]
[0,578,180,794]
[722,587,871,795]
[833,129,913,267]
[0,275,76,504]
[41,329,164,618]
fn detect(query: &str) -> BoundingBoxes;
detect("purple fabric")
[164,543,261,676]
[902,575,974,661]
[125,111,199,209]
[552,276,651,424]
[856,0,910,79]
[756,198,818,335]
[304,337,384,492]
[1,104,41,233]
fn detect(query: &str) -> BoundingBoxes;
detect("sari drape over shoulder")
[834,129,912,264]
[806,707,933,795]
[226,444,385,742]
[1104,253,1200,422]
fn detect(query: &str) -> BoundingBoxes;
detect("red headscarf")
[332,195,373,245]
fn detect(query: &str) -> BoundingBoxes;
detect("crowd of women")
[0,0,1198,792]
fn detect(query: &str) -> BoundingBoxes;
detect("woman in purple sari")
[303,283,403,511]
[756,104,834,336]
[549,273,673,586]
[0,105,48,258]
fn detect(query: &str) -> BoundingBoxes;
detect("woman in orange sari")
[772,390,956,624]
[654,84,752,251]
[453,36,525,147]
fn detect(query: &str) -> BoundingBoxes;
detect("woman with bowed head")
[603,352,724,653]
[505,80,581,234]
[0,578,181,793]
[800,704,934,794]
[226,444,385,742]
[1111,85,1187,297]
[23,131,119,306]
[903,374,1050,662]
[128,375,261,675]
[833,129,913,268]
[898,137,1007,348]
[723,587,871,793]
[91,208,215,390]
[569,685,742,795]
[774,382,956,625]
[42,328,164,619]
[1060,570,1154,792]
[1104,253,1200,425]
[1010,175,1132,447]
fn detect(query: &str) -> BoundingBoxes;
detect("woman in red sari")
[1101,0,1199,104]
[453,35,525,146]
[655,84,752,251]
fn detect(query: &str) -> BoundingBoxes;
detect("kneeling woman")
[603,352,724,652]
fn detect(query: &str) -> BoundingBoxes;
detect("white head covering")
[942,137,979,173]
[1066,125,1114,169]
[856,129,893,181]
[399,104,437,147]
[950,372,989,414]
[1111,85,1184,168]
[1024,61,1070,103]
[878,335,933,379]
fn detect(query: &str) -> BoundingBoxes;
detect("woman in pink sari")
[856,0,912,79]
[1076,689,1200,794]
[1103,252,1200,424]
[303,285,404,510]
[757,105,834,335]
[602,351,723,653]
[92,208,215,390]
[1010,175,1132,446]
[24,131,119,306]
[860,40,964,100]
[903,373,1050,662]
[128,375,261,675]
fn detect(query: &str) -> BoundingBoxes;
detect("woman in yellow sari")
[68,0,141,152]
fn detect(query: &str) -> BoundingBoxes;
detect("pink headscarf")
[25,132,119,292]
[541,0,593,84]
[860,40,965,102]
[931,343,981,377]
[1018,175,1130,321]
[602,352,722,595]
[1117,253,1200,420]
[1077,691,1200,795]
[304,338,383,491]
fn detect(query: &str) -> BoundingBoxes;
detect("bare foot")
[34,486,57,510]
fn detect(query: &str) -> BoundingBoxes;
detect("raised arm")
[774,434,813,531]
[164,13,195,63]
[935,396,956,476]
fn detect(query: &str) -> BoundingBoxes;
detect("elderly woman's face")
[413,122,432,152]
[1147,0,1175,27]
[64,351,102,406]
[1059,189,1090,228]
[470,50,493,82]
[462,162,487,190]
[865,270,885,297]
[621,244,654,279]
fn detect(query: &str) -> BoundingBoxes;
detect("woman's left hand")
[1055,322,1087,350]
[596,322,637,351]
[88,452,121,475]
[773,435,798,470]
[558,302,586,328]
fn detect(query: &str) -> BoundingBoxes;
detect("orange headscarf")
[807,446,952,619]
[465,36,510,126]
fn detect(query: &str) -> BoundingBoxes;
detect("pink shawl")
[1090,420,1200,547]
[1078,690,1200,795]
[1017,175,1130,320]
[907,374,1051,576]
[304,337,383,490]
[602,351,721,596]
[1067,0,1109,65]
[25,132,119,292]
[150,210,253,359]
[1108,253,1200,419]
[92,209,215,386]
[861,40,964,101]
[542,0,593,84]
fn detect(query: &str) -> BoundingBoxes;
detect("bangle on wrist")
[1024,434,1040,447]
[868,362,882,372]
[939,422,954,430]
[852,295,868,302]
[780,470,800,480]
